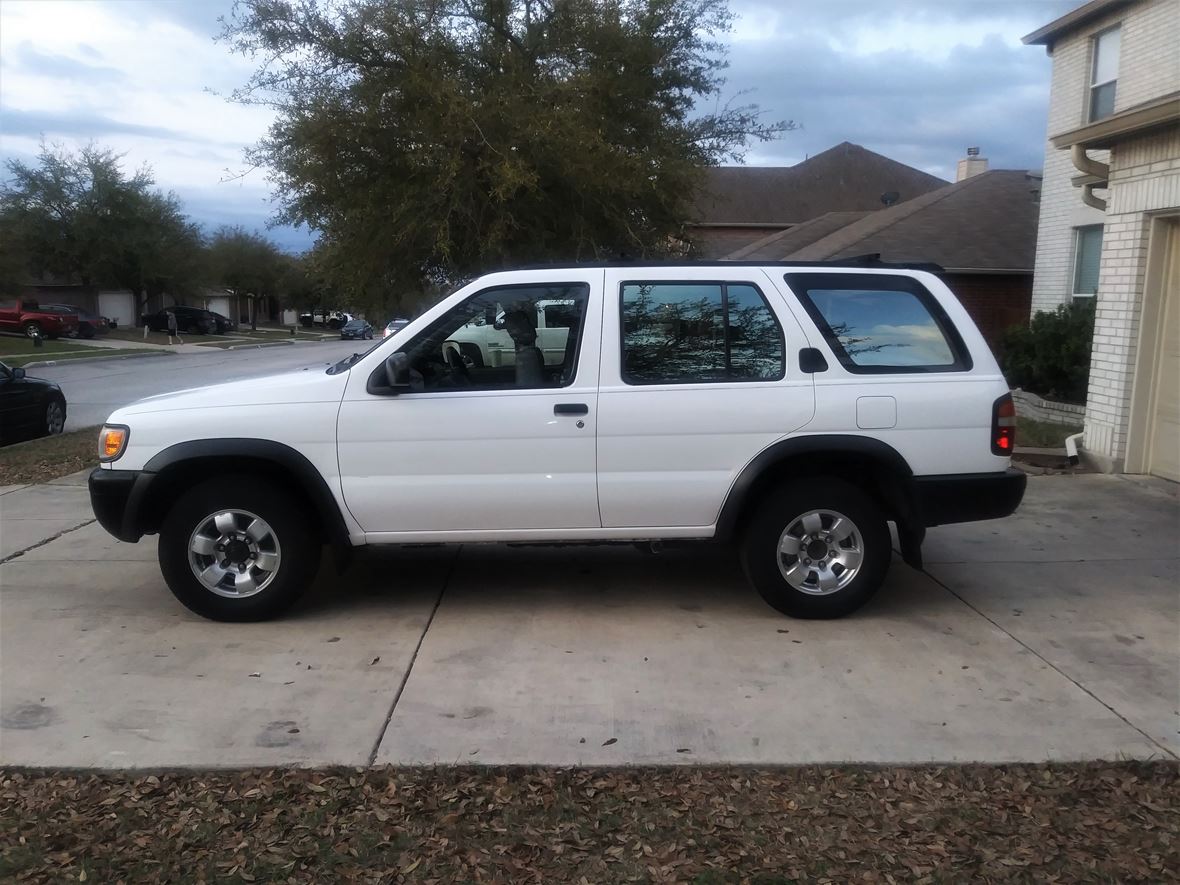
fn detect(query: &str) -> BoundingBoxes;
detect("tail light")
[991,394,1016,455]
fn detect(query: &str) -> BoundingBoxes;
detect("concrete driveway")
[1,472,1176,768]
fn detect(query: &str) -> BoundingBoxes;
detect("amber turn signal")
[99,425,128,462]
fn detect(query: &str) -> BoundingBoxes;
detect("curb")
[205,340,297,351]
[17,351,176,369]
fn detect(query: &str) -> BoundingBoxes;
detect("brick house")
[1024,0,1180,479]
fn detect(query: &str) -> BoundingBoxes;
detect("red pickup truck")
[0,298,80,339]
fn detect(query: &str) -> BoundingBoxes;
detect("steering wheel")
[443,344,471,384]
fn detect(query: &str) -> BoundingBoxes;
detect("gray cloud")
[719,0,1075,177]
[12,42,126,83]
[0,106,212,143]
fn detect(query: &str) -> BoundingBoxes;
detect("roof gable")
[692,142,948,225]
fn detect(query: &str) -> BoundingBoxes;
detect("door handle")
[554,403,589,416]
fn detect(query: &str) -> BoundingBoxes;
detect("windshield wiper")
[326,352,363,375]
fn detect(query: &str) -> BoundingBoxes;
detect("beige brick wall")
[1028,0,1179,316]
[1083,127,1180,464]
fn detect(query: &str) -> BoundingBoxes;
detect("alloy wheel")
[187,509,282,598]
[776,509,864,595]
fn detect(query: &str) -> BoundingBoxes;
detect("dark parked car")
[0,361,66,445]
[42,304,111,338]
[209,311,236,334]
[142,306,214,335]
[340,319,373,340]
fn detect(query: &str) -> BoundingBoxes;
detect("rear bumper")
[912,468,1027,527]
[89,467,148,543]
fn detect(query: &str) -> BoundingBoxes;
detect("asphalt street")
[28,340,364,430]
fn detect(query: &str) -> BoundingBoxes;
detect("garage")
[1144,220,1179,481]
[97,290,136,328]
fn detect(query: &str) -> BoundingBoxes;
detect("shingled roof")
[725,211,873,261]
[769,169,1042,272]
[692,142,948,225]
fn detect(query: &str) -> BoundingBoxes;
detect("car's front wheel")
[158,477,321,621]
[740,477,891,619]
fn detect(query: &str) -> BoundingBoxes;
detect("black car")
[142,306,214,335]
[340,319,373,340]
[0,361,66,445]
[209,311,236,334]
[42,303,111,338]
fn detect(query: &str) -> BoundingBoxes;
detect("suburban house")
[689,142,948,258]
[1024,0,1180,480]
[724,152,1042,351]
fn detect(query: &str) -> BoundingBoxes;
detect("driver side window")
[397,283,590,392]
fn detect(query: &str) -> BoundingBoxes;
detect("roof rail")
[508,257,947,273]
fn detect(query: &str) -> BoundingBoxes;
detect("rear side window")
[620,281,784,384]
[784,273,971,373]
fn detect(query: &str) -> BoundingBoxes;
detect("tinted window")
[620,282,784,384]
[396,283,589,391]
[786,273,969,373]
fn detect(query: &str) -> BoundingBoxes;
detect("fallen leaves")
[0,763,1176,883]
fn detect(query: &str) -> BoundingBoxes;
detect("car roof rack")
[510,255,946,274]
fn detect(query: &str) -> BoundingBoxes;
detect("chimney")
[956,146,988,182]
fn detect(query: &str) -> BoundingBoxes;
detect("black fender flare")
[713,434,924,561]
[132,438,352,549]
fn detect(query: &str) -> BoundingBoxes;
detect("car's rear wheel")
[23,322,40,338]
[740,478,890,619]
[44,397,65,436]
[158,476,321,621]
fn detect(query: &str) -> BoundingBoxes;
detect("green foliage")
[1001,300,1095,404]
[220,0,791,298]
[207,225,287,328]
[0,143,206,310]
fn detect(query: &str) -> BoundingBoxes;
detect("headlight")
[99,424,129,462]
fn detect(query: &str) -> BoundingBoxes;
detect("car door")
[596,266,816,529]
[0,364,39,441]
[337,270,603,537]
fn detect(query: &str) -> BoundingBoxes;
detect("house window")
[1073,225,1104,299]
[1089,26,1120,121]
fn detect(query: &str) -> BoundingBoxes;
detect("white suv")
[90,261,1025,622]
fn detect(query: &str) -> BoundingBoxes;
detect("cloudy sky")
[0,0,1075,252]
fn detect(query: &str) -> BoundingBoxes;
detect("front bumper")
[89,467,148,543]
[912,468,1027,527]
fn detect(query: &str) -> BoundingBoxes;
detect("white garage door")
[1146,222,1179,482]
[98,291,135,328]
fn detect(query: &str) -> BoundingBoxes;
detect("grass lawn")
[0,426,98,484]
[1017,416,1083,448]
[0,763,1173,882]
[0,336,90,358]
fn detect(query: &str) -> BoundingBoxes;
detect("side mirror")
[12,367,26,380]
[383,352,412,392]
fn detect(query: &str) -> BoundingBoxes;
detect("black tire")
[740,477,891,619]
[23,322,40,338]
[158,476,321,621]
